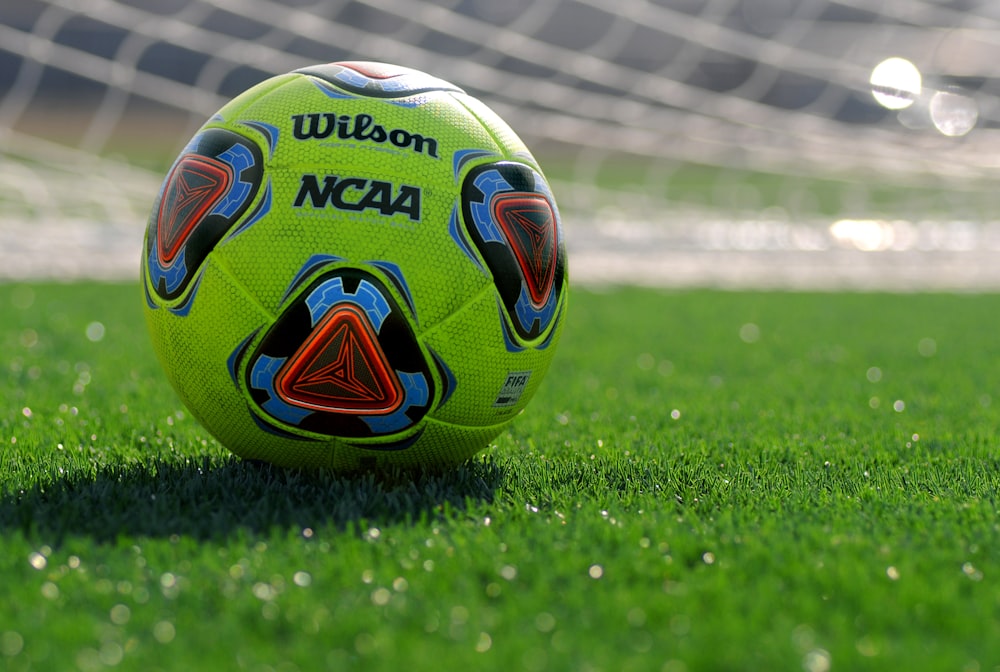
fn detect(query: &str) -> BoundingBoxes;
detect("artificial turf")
[2,281,1000,671]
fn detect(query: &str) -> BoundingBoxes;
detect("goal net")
[2,0,998,287]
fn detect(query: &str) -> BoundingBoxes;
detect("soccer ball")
[142,61,568,470]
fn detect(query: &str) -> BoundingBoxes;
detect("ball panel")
[240,266,436,440]
[461,161,568,343]
[421,284,567,428]
[145,128,265,303]
[448,92,535,163]
[207,73,504,328]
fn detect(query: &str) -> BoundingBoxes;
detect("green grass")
[3,282,1000,671]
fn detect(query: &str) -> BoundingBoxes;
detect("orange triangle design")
[493,194,557,306]
[294,323,384,402]
[158,155,232,264]
[276,304,403,415]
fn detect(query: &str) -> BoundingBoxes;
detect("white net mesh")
[3,0,999,286]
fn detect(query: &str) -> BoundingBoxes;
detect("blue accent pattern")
[333,68,371,89]
[468,166,562,341]
[330,67,454,98]
[453,149,496,182]
[305,277,391,332]
[242,121,280,158]
[282,254,345,303]
[448,204,486,275]
[148,239,187,295]
[168,268,205,316]
[249,411,312,440]
[362,371,429,433]
[227,331,258,385]
[428,347,457,406]
[385,98,429,109]
[536,309,562,350]
[143,273,158,310]
[369,260,416,318]
[513,282,558,339]
[250,354,313,425]
[212,144,255,218]
[246,265,433,436]
[497,300,526,353]
[469,170,510,244]
[310,80,356,100]
[223,178,272,243]
[376,77,414,94]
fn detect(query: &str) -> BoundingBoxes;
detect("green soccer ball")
[141,61,568,470]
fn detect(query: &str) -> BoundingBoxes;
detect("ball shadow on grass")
[0,455,506,544]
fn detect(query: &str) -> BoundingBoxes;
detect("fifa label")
[294,175,421,221]
[493,371,532,408]
[291,113,439,158]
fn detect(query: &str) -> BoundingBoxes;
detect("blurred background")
[2,0,1000,288]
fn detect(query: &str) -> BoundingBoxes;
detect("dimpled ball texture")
[142,61,568,471]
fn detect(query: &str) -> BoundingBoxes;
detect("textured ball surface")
[142,62,568,470]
